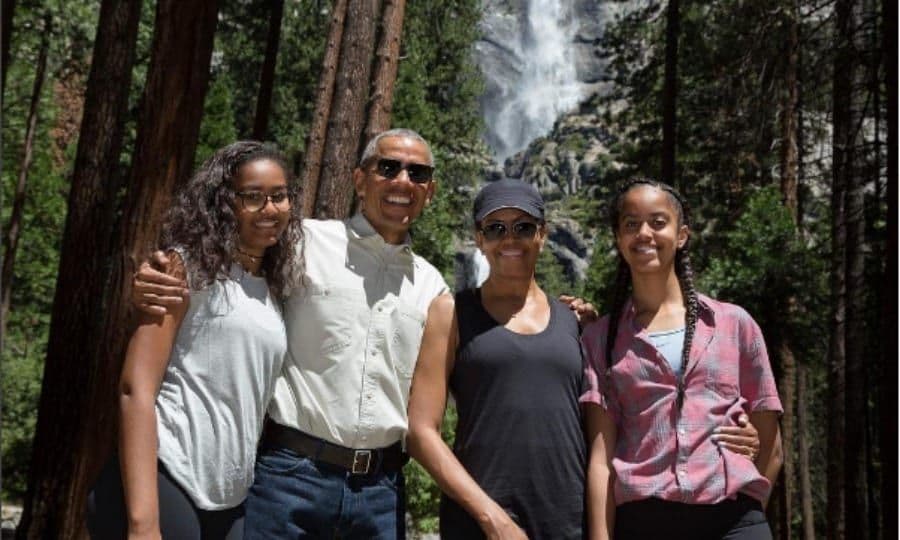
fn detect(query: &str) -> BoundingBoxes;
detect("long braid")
[608,177,698,410]
[604,258,632,388]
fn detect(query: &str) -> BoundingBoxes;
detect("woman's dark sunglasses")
[374,158,434,184]
[480,221,540,241]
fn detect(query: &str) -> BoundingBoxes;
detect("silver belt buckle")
[352,449,372,474]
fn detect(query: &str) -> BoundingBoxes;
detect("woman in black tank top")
[406,180,591,540]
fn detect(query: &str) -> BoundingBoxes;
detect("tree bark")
[660,0,679,188]
[251,0,284,140]
[828,1,868,537]
[837,0,868,536]
[773,5,799,537]
[365,0,405,140]
[1,0,15,95]
[299,0,348,218]
[797,363,816,540]
[1,12,50,342]
[774,342,796,540]
[879,0,897,536]
[779,0,799,221]
[314,0,380,218]
[16,2,218,537]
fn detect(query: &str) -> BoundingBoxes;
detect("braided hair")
[604,178,700,410]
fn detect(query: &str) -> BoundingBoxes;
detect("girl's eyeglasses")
[479,221,540,241]
[235,190,291,212]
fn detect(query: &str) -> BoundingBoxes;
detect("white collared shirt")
[267,213,449,449]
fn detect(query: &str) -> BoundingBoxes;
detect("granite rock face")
[456,0,643,287]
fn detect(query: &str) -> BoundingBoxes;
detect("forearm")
[407,427,509,531]
[749,411,782,507]
[119,393,161,533]
[586,458,615,539]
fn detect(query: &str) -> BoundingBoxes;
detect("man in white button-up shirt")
[134,129,449,539]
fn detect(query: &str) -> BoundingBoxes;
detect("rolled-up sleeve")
[737,309,783,413]
[579,318,620,422]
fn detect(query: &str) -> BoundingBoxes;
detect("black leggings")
[86,456,244,539]
[615,494,772,540]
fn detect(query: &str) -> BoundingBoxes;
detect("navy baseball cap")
[473,179,545,223]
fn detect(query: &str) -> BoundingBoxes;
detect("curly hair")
[604,178,698,410]
[160,141,303,299]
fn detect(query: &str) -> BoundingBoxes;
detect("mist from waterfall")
[483,0,586,162]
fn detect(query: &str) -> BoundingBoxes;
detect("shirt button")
[678,428,686,435]
[678,470,686,476]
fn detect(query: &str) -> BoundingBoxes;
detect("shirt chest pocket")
[382,301,426,379]
[702,341,740,399]
[291,287,364,366]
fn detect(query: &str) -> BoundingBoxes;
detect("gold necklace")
[236,247,262,262]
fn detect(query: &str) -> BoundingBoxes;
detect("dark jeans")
[86,456,244,539]
[244,445,405,539]
[615,494,771,540]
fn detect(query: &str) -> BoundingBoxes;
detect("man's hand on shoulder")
[559,294,599,328]
[132,250,190,316]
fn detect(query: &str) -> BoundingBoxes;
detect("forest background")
[0,0,895,538]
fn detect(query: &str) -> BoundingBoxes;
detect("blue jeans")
[244,446,405,539]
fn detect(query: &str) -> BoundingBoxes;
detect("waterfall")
[478,0,587,162]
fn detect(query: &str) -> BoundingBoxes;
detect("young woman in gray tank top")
[86,141,303,539]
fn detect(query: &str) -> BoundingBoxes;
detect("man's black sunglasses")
[373,158,434,184]
[479,221,540,241]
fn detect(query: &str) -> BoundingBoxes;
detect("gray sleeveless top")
[155,260,286,510]
[439,288,587,539]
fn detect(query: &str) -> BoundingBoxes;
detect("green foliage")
[580,226,618,313]
[699,186,828,353]
[393,0,484,156]
[535,244,573,299]
[266,2,328,157]
[195,71,239,167]
[2,125,68,501]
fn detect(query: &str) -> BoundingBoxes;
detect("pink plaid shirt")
[580,294,782,506]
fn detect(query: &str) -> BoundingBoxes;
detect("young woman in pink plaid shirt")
[581,179,783,539]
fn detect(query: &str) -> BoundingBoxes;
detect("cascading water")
[478,0,587,163]
[459,0,607,289]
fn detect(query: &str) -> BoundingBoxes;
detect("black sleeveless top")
[439,288,587,540]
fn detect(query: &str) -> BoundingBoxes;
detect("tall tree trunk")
[780,0,799,222]
[314,0,380,218]
[661,0,678,188]
[365,0,405,140]
[16,1,141,536]
[300,0,348,217]
[794,17,814,539]
[1,0,15,95]
[838,0,868,536]
[773,4,799,537]
[16,2,218,537]
[797,363,816,540]
[829,1,868,537]
[251,0,284,140]
[1,12,50,342]
[879,0,897,536]
[774,343,796,539]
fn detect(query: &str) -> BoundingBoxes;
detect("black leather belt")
[262,421,408,475]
